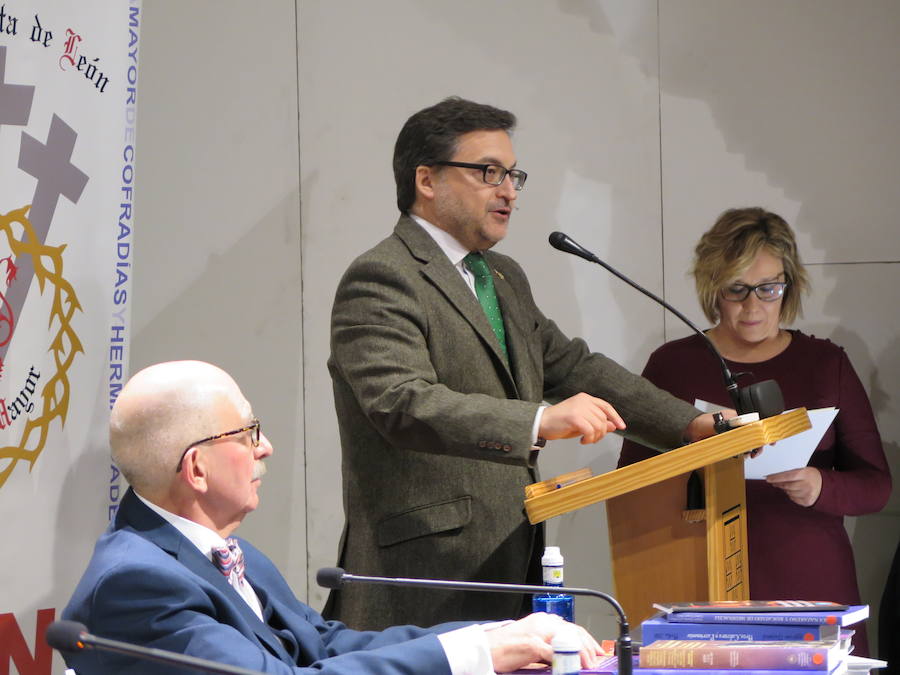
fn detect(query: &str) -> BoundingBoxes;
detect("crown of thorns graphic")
[0,46,87,488]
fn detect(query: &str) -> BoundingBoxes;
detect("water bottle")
[532,545,574,622]
[551,624,581,675]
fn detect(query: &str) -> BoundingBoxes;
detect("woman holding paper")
[618,207,890,654]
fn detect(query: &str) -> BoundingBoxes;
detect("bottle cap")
[542,546,564,566]
[551,625,582,675]
[729,412,760,427]
[551,625,580,652]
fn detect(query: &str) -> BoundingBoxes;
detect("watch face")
[713,412,729,434]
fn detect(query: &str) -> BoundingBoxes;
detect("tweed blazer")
[326,216,699,630]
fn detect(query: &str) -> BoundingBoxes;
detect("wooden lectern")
[524,408,811,625]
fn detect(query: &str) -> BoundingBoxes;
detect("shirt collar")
[134,491,229,561]
[409,213,472,267]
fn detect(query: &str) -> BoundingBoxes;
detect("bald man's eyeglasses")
[175,418,261,472]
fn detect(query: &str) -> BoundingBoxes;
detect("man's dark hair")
[393,96,517,213]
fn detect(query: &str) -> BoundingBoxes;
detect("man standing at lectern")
[326,96,719,630]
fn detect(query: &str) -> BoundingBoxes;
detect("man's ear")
[415,165,436,202]
[178,447,209,494]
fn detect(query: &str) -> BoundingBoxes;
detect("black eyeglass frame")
[432,161,527,190]
[175,418,261,472]
[720,281,789,303]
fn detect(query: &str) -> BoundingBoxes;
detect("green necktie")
[464,253,508,359]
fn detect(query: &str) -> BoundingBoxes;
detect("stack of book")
[507,602,884,674]
[635,601,870,675]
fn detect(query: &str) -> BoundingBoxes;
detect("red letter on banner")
[0,608,55,675]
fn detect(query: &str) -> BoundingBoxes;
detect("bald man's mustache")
[252,461,267,481]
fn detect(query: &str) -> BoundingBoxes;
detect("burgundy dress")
[619,330,891,655]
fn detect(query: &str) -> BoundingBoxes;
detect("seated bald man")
[61,361,602,674]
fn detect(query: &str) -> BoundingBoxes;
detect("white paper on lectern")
[692,400,838,480]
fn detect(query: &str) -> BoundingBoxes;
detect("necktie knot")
[212,537,246,586]
[463,252,492,279]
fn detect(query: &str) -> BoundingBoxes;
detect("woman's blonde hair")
[692,207,809,324]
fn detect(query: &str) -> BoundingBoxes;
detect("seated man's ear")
[179,447,209,494]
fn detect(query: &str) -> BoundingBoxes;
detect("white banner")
[0,2,140,673]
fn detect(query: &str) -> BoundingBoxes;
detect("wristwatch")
[712,411,730,434]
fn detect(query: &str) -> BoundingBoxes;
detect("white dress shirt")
[411,214,480,296]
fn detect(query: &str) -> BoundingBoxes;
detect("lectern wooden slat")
[524,408,811,625]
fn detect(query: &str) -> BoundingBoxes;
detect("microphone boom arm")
[341,572,628,627]
[321,567,633,675]
[548,231,742,409]
[46,620,265,675]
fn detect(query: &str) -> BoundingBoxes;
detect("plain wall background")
[132,0,899,651]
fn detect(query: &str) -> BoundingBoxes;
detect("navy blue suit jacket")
[62,488,457,674]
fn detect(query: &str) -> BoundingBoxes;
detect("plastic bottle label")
[543,564,564,586]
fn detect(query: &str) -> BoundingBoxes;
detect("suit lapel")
[395,217,519,394]
[250,584,303,662]
[491,268,539,399]
[117,489,297,665]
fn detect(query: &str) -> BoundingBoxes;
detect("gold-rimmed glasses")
[175,418,260,472]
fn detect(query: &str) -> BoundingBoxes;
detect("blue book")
[653,604,868,627]
[641,613,840,643]
[653,601,848,613]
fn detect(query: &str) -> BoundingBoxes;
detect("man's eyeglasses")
[175,418,261,472]
[721,281,788,303]
[432,161,527,191]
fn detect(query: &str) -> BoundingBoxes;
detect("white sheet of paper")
[692,400,838,480]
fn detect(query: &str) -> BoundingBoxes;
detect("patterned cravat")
[463,252,508,359]
[212,537,246,587]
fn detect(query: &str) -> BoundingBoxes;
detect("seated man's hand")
[485,612,603,673]
[540,393,626,445]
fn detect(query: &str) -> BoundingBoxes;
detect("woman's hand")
[765,467,822,506]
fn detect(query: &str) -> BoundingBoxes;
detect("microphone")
[318,567,633,675]
[45,620,265,675]
[548,231,784,418]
